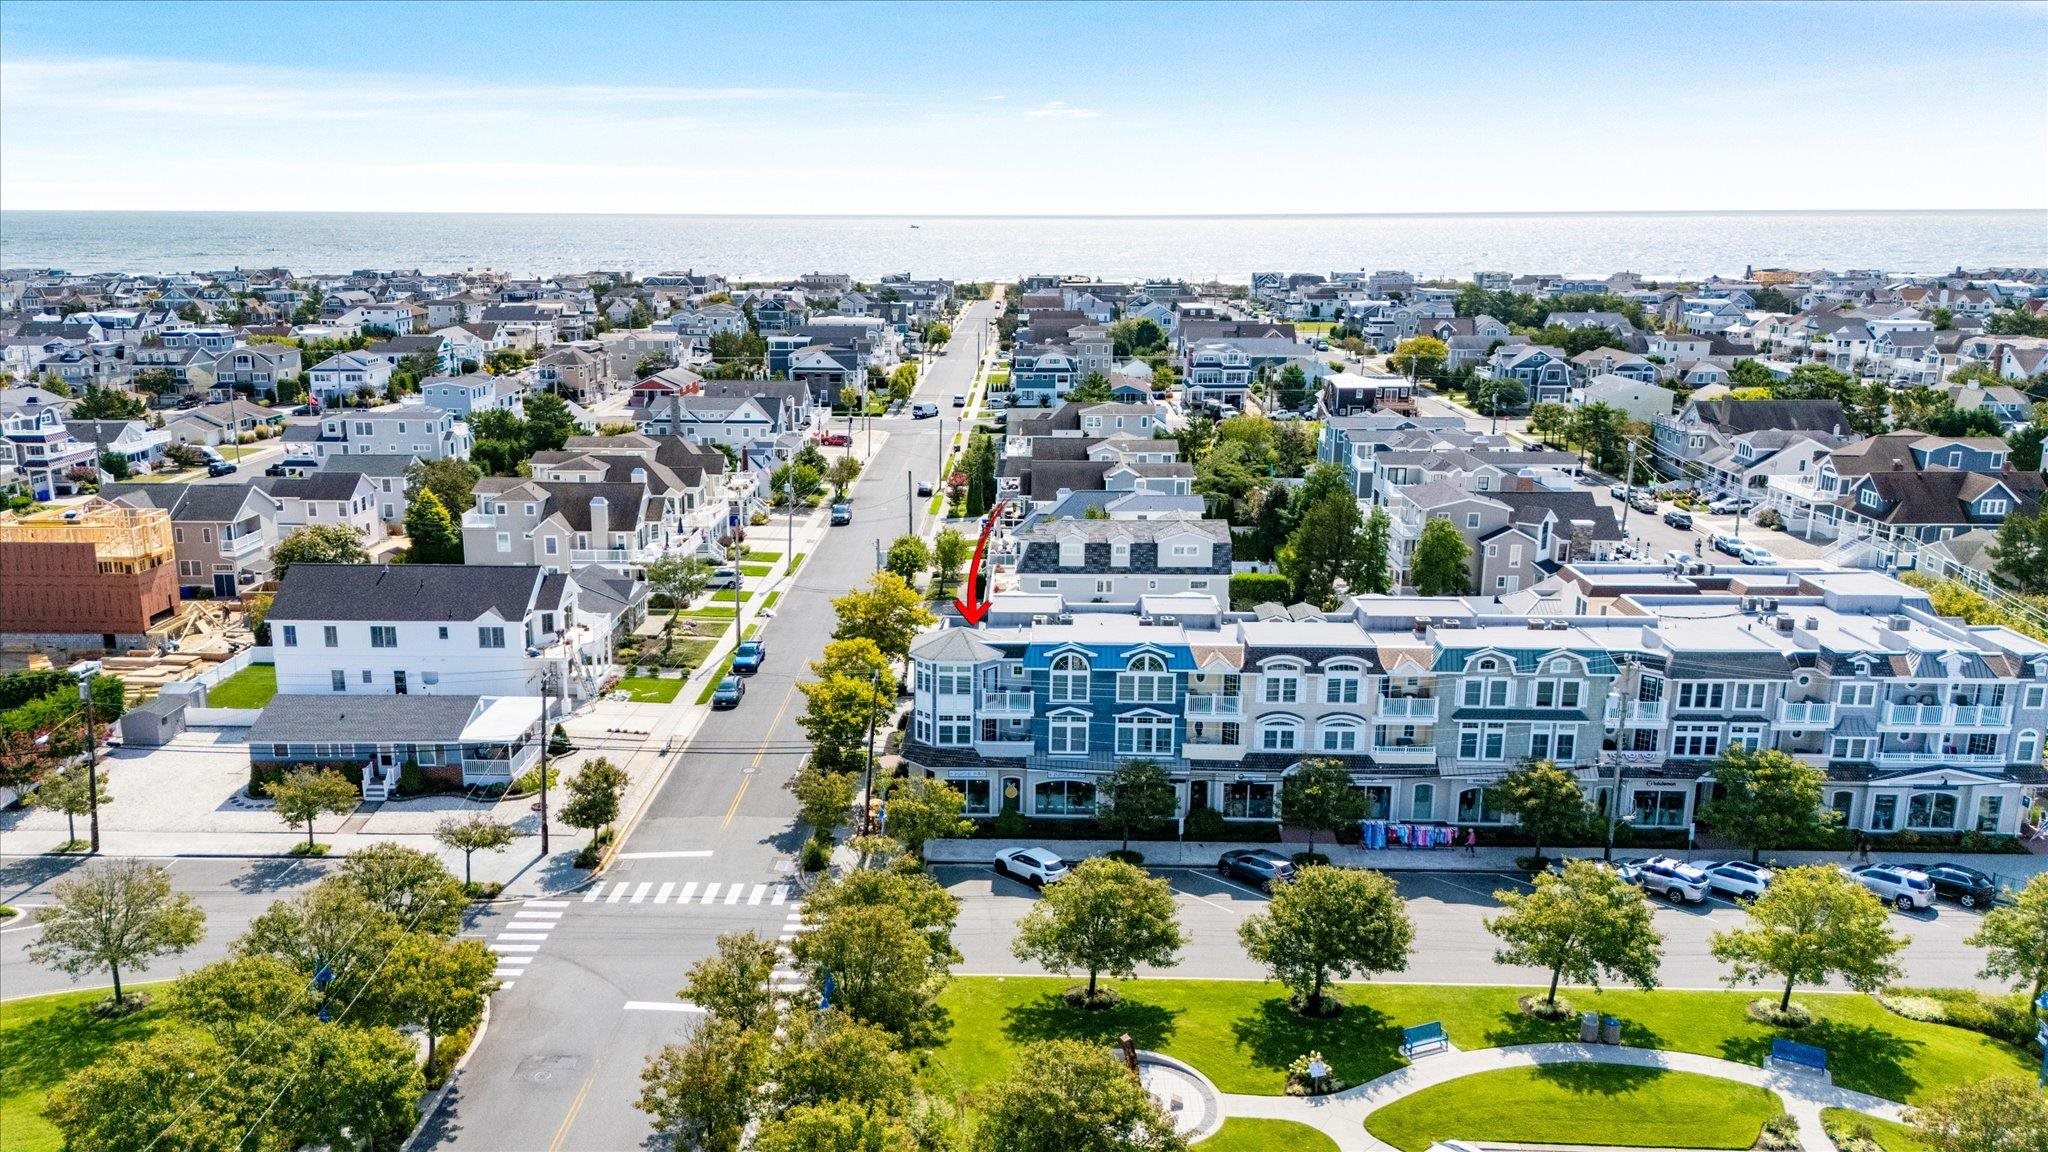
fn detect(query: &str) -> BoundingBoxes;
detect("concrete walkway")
[1216,1042,1909,1152]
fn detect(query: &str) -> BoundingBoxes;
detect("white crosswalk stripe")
[572,879,802,907]
[724,884,743,905]
[655,882,676,904]
[491,943,541,954]
[486,898,568,993]
[629,882,653,904]
[495,932,549,942]
[700,882,722,904]
[677,882,699,904]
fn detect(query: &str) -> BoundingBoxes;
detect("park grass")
[931,977,2036,1104]
[0,984,173,1152]
[1364,1066,1778,1152]
[203,662,276,708]
[1201,1118,1337,1152]
[1822,1108,1934,1152]
[613,676,684,703]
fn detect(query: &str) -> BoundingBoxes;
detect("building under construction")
[0,499,179,647]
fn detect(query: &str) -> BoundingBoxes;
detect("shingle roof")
[271,563,549,622]
[250,693,483,744]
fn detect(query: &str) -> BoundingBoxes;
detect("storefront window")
[1222,781,1277,819]
[1977,795,2003,833]
[953,778,992,816]
[1630,790,1686,827]
[1906,792,1957,831]
[1869,794,1898,831]
[1034,780,1096,817]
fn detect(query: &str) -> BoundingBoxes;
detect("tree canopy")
[1486,859,1663,1006]
[1012,857,1184,1000]
[1239,865,1412,1015]
[1709,864,1906,1011]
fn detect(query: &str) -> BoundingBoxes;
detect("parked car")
[915,480,933,498]
[706,566,740,589]
[1697,860,1773,901]
[206,459,238,477]
[816,431,851,447]
[911,402,938,418]
[1848,864,1934,910]
[1899,862,2000,909]
[1711,533,1746,557]
[731,640,767,675]
[993,846,1069,888]
[711,676,745,709]
[1217,848,1296,891]
[1636,856,1711,903]
[1629,492,1659,515]
[1610,484,1630,500]
[830,503,852,526]
[1737,544,1775,565]
[1709,495,1758,514]
[1663,509,1693,530]
[886,400,905,416]
[951,394,967,408]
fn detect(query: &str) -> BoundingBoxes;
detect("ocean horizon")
[4,208,2044,283]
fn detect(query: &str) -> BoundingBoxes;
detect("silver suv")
[1848,864,1934,910]
[1636,856,1711,904]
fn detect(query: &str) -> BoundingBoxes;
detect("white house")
[1568,373,1675,424]
[308,352,394,403]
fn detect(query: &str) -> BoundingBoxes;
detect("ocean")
[1,210,2043,283]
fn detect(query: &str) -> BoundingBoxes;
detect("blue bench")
[1401,1021,1449,1058]
[1768,1038,1829,1077]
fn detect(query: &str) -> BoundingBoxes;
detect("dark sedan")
[1900,862,2001,909]
[1217,849,1296,891]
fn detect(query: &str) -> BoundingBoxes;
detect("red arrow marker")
[953,499,1007,626]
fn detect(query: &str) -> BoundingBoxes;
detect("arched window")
[1047,710,1089,755]
[1261,661,1303,704]
[1323,661,1363,705]
[1119,653,1175,703]
[1256,715,1303,752]
[1317,718,1362,752]
[1050,653,1089,703]
[2015,730,2040,766]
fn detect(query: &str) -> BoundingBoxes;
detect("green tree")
[521,388,585,451]
[1388,336,1449,380]
[789,766,859,842]
[1239,865,1412,1015]
[406,456,482,523]
[971,1039,1188,1152]
[680,929,780,1030]
[764,1008,920,1119]
[404,487,464,563]
[28,761,110,847]
[234,880,402,1016]
[1280,758,1370,854]
[1279,488,1364,609]
[832,572,937,665]
[43,1031,273,1151]
[644,553,712,623]
[272,523,370,580]
[1965,872,2048,1013]
[1570,402,1630,473]
[434,812,518,886]
[1475,375,1529,417]
[1109,317,1167,357]
[165,954,319,1042]
[932,526,972,592]
[2007,425,2045,474]
[1527,402,1572,447]
[1991,510,2048,596]
[800,866,961,970]
[1098,759,1179,855]
[1356,505,1393,594]
[28,859,205,1005]
[1486,859,1663,1007]
[1699,747,1831,864]
[884,534,931,581]
[1194,440,1263,522]
[379,932,497,1065]
[1067,373,1114,403]
[791,902,946,1044]
[1411,516,1471,595]
[772,461,824,504]
[1984,303,2048,337]
[1728,359,1777,392]
[1709,864,1906,1012]
[962,431,998,516]
[799,639,897,774]
[336,840,467,936]
[826,454,864,499]
[1013,857,1183,1003]
[73,385,146,420]
[880,775,972,861]
[1274,419,1315,477]
[1493,760,1588,863]
[1274,362,1312,411]
[269,766,360,850]
[562,757,630,839]
[285,1020,428,1152]
[97,450,130,480]
[1910,1076,2048,1152]
[637,1016,770,1152]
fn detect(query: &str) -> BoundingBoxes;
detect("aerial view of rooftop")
[2,3,2045,1151]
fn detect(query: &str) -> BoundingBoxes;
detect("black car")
[1663,509,1693,530]
[1900,862,2000,909]
[1217,849,1296,891]
[206,459,238,477]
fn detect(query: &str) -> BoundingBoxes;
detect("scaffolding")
[0,500,174,573]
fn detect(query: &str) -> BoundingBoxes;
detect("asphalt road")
[422,299,1000,1152]
[933,863,2007,994]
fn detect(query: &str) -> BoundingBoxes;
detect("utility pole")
[537,668,554,857]
[1618,438,1637,536]
[860,669,883,836]
[78,679,101,854]
[785,478,794,570]
[1603,657,1637,863]
[906,470,914,538]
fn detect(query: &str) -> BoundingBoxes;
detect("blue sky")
[3,1,2043,214]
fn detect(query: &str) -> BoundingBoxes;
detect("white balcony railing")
[1777,701,1834,727]
[220,531,265,558]
[1883,703,1946,728]
[979,690,1034,716]
[1186,694,1244,717]
[1949,704,2009,728]
[1377,696,1439,721]
[1871,750,2005,769]
[569,545,663,565]
[1370,744,1436,764]
[1628,700,1664,724]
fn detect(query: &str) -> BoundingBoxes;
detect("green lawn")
[204,663,276,708]
[614,676,684,703]
[1365,1066,1778,1152]
[708,589,755,603]
[1822,1108,1934,1152]
[0,985,172,1152]
[743,549,781,562]
[1200,1118,1336,1152]
[740,563,773,577]
[931,977,2036,1104]
[761,591,781,610]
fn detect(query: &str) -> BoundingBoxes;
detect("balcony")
[1627,700,1665,725]
[1949,704,2009,729]
[219,530,265,558]
[570,545,663,565]
[979,690,1034,716]
[1377,696,1439,721]
[1882,703,1946,729]
[1871,750,2005,769]
[1776,701,1834,727]
[1370,743,1436,764]
[1186,694,1245,717]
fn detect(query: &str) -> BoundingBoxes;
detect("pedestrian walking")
[1464,828,1478,856]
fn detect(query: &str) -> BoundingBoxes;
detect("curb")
[400,995,493,1152]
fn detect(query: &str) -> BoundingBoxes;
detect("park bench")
[1766,1038,1829,1079]
[1400,1021,1449,1058]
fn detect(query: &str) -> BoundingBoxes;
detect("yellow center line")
[547,1058,601,1152]
[723,682,801,828]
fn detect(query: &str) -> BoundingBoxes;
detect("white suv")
[1698,860,1773,902]
[993,846,1070,889]
[1848,864,1934,910]
[1636,856,1711,904]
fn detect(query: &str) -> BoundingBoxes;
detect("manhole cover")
[513,1054,585,1087]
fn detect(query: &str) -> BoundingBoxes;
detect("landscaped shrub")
[425,1024,477,1088]
[397,760,426,797]
[799,837,831,873]
[1183,806,1230,842]
[248,761,286,798]
[1880,987,2038,1049]
[1229,572,1291,610]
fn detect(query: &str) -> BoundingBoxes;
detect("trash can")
[1579,1012,1600,1043]
[1600,1016,1622,1045]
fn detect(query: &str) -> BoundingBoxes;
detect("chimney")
[589,495,609,548]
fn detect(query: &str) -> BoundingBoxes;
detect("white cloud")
[1025,101,1102,119]
[980,94,1007,101]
